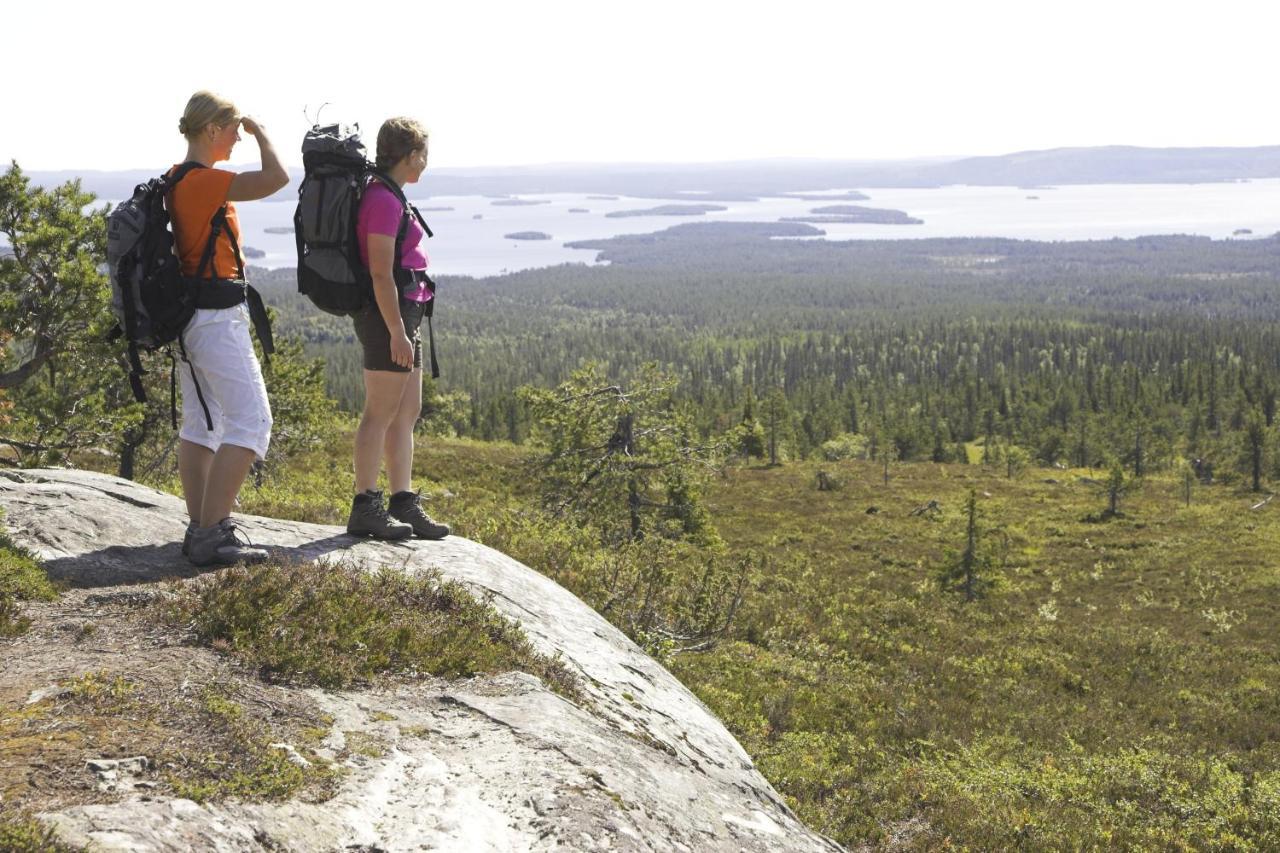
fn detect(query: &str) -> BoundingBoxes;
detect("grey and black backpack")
[107,163,274,429]
[294,124,434,313]
[106,163,206,410]
[294,124,439,376]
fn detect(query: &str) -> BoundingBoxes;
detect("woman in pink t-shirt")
[347,117,449,540]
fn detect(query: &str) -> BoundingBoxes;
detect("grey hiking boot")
[388,491,450,540]
[181,520,197,557]
[188,518,269,568]
[347,490,413,540]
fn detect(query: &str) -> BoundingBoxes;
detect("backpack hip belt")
[393,267,434,296]
[190,277,249,309]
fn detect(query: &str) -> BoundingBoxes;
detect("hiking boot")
[181,520,197,557]
[388,490,451,540]
[188,518,269,568]
[347,490,413,540]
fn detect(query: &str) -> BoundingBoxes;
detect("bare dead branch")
[0,334,53,388]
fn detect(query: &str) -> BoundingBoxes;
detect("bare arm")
[227,117,290,202]
[368,233,414,368]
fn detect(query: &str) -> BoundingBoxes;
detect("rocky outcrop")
[0,468,842,852]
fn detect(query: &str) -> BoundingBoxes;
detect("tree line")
[251,222,1280,487]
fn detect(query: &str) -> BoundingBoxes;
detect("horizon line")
[13,142,1280,176]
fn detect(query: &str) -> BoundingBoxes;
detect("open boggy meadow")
[5,163,1280,848]
[318,437,1280,849]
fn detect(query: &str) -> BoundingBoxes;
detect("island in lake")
[505,231,552,240]
[569,208,590,213]
[606,203,728,218]
[587,195,619,200]
[242,246,266,259]
[419,206,455,212]
[781,204,923,225]
[263,226,294,234]
[492,198,551,207]
[1234,228,1254,236]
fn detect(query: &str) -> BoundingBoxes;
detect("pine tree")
[0,162,142,466]
[1243,410,1267,492]
[738,384,766,459]
[520,362,722,545]
[938,489,998,601]
[763,386,791,466]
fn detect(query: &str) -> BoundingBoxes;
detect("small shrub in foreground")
[158,558,581,699]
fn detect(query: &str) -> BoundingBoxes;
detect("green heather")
[159,558,581,697]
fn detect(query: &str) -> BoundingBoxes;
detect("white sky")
[3,0,1277,171]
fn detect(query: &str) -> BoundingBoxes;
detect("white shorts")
[177,304,273,461]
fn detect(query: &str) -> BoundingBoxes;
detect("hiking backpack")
[106,163,206,405]
[294,123,438,376]
[107,163,274,428]
[294,123,435,312]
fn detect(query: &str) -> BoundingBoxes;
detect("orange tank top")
[167,164,244,279]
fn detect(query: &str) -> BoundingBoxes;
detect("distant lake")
[214,181,1280,277]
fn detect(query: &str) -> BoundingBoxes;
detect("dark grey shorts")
[352,299,425,373]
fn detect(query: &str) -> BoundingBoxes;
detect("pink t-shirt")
[357,180,431,302]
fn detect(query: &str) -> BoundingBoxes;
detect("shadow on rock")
[41,534,366,589]
[43,543,203,588]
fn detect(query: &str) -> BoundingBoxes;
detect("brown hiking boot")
[388,491,450,540]
[347,490,413,540]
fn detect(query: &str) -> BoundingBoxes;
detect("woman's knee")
[390,403,421,433]
[220,398,272,462]
[360,393,402,428]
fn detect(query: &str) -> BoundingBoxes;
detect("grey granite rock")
[0,468,844,852]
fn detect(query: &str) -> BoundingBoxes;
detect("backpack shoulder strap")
[168,163,239,282]
[166,160,205,190]
[366,168,434,241]
[366,167,407,204]
[409,204,434,239]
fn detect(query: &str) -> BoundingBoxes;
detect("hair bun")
[178,117,189,135]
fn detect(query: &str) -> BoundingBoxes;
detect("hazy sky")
[4,0,1277,171]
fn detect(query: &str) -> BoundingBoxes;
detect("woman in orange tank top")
[168,90,289,567]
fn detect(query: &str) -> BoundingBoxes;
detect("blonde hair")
[178,91,239,140]
[375,117,429,170]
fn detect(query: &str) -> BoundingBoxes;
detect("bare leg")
[384,368,422,495]
[198,444,257,528]
[355,369,414,494]
[178,439,214,521]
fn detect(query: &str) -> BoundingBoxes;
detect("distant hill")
[22,145,1280,203]
[917,145,1280,186]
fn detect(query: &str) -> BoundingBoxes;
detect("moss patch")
[0,670,338,815]
[0,516,58,637]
